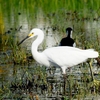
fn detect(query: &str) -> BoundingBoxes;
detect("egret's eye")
[28,32,34,37]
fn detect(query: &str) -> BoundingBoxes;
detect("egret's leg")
[63,74,66,95]
[61,67,67,95]
[89,59,94,81]
[89,59,95,93]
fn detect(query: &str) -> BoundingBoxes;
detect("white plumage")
[18,28,99,74]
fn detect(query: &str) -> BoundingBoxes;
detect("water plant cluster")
[0,0,100,99]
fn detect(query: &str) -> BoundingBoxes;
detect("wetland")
[0,0,100,99]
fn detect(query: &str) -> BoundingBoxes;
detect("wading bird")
[18,28,99,94]
[60,27,76,47]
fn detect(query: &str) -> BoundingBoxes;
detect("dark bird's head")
[66,27,73,38]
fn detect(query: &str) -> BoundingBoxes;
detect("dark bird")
[60,27,76,47]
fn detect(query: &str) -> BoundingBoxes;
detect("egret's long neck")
[31,32,44,55]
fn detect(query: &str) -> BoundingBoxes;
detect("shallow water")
[0,56,100,99]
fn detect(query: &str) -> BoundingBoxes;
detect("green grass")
[1,0,100,28]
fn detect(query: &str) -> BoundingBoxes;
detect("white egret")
[60,27,76,47]
[18,28,99,94]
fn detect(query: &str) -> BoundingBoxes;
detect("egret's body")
[60,27,76,47]
[18,28,99,74]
